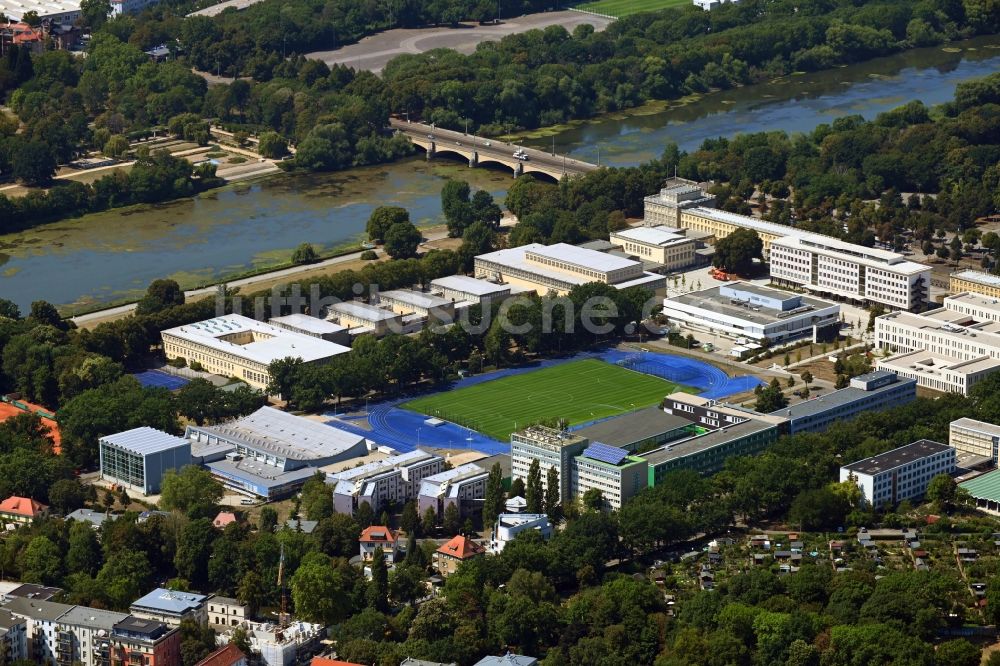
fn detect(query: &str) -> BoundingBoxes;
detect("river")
[2,36,999,314]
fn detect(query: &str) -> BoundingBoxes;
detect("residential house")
[359,526,398,563]
[0,496,48,527]
[434,535,485,577]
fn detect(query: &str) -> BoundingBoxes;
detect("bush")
[258,131,288,159]
[360,250,378,260]
[292,243,318,265]
[168,357,187,368]
[229,157,247,164]
[190,360,203,371]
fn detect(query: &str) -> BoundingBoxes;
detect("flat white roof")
[612,225,690,247]
[951,417,1000,437]
[0,0,80,19]
[269,314,346,335]
[100,427,189,456]
[161,314,350,365]
[773,235,930,274]
[378,289,452,310]
[430,275,511,297]
[189,407,366,462]
[686,207,802,239]
[327,301,399,322]
[529,243,639,273]
[953,270,1000,288]
[477,243,654,288]
[329,449,439,482]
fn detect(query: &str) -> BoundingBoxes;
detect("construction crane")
[277,543,289,629]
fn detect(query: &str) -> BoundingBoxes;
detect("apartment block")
[416,463,489,518]
[330,449,444,514]
[839,439,956,508]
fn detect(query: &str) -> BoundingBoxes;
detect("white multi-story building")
[2,598,72,664]
[417,463,489,518]
[161,314,350,391]
[769,234,930,311]
[0,610,26,663]
[839,439,956,508]
[489,514,552,554]
[510,427,589,503]
[330,449,443,514]
[662,281,840,344]
[610,226,697,271]
[949,418,1000,464]
[642,180,716,227]
[674,207,931,311]
[570,444,647,511]
[875,292,1000,395]
[474,243,666,297]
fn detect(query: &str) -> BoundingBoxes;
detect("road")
[68,227,454,327]
[307,11,613,73]
[391,118,598,177]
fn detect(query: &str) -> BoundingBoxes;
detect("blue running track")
[133,370,190,390]
[324,349,763,455]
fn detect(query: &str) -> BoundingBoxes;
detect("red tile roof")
[0,496,47,518]
[311,659,364,666]
[195,644,246,666]
[213,512,237,528]
[359,526,397,543]
[436,534,485,560]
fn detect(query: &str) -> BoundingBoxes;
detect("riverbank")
[69,217,488,327]
[5,35,1000,315]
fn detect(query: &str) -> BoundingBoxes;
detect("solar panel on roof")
[584,442,629,465]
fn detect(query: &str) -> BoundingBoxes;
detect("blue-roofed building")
[99,427,191,495]
[129,589,208,626]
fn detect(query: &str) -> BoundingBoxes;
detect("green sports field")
[572,0,690,18]
[401,358,694,442]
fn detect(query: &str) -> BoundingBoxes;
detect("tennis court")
[132,370,190,390]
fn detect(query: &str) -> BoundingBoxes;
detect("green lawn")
[401,358,694,441]
[572,0,690,18]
